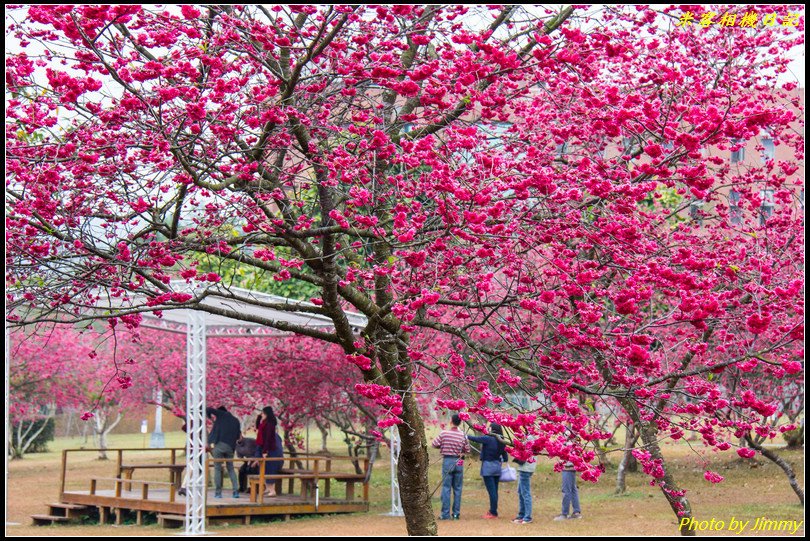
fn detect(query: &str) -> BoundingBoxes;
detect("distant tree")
[9,327,86,458]
[15,417,56,454]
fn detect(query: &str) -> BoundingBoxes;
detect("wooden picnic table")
[207,455,370,504]
[117,463,186,491]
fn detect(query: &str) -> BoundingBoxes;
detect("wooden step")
[48,503,88,518]
[49,502,87,509]
[31,514,71,526]
[157,514,186,528]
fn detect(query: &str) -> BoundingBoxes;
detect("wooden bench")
[325,472,368,501]
[248,472,319,503]
[90,477,178,502]
[248,471,368,503]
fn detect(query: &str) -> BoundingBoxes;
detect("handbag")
[499,464,517,482]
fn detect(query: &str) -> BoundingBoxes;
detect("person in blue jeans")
[468,422,508,519]
[206,406,241,499]
[432,414,471,520]
[554,462,582,520]
[440,457,463,519]
[512,457,536,524]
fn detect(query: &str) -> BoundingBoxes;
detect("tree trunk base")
[746,434,804,506]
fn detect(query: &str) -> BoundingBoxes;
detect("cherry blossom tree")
[6,5,804,534]
[9,324,156,459]
[8,327,87,458]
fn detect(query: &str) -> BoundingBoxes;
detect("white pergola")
[127,283,403,534]
[6,283,404,535]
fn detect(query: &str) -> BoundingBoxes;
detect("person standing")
[253,406,284,498]
[512,455,537,524]
[206,406,241,499]
[431,414,471,520]
[554,461,582,520]
[468,422,509,519]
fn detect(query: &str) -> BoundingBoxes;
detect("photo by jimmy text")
[679,516,804,535]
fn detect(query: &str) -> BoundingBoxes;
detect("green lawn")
[6,426,804,537]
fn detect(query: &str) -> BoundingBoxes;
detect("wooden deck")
[61,487,369,517]
[34,448,371,527]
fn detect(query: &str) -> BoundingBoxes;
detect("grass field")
[5,430,804,536]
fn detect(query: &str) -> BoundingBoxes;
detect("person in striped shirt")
[432,414,471,520]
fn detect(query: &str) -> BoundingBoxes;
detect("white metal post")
[150,386,165,448]
[5,321,9,512]
[185,311,207,535]
[6,321,20,526]
[383,425,404,516]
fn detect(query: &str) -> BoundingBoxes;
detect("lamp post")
[150,387,165,448]
[141,419,148,448]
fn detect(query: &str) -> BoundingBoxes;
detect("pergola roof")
[136,281,368,337]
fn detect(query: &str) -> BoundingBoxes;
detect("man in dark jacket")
[207,406,241,498]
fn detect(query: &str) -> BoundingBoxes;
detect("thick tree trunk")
[397,391,437,536]
[745,433,804,506]
[96,414,109,460]
[366,438,379,481]
[617,396,695,535]
[97,440,108,459]
[343,433,355,461]
[638,422,695,536]
[94,410,122,460]
[318,422,329,452]
[616,422,639,494]
[343,434,363,474]
[283,431,304,470]
[626,447,638,472]
[354,438,373,474]
[350,443,363,475]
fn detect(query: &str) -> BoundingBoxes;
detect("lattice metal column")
[5,320,17,526]
[384,425,404,516]
[185,311,207,535]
